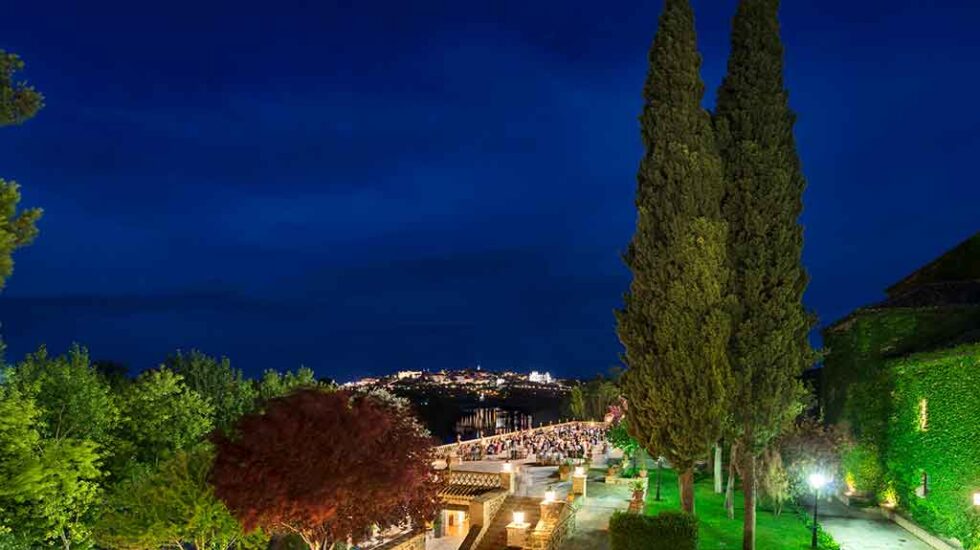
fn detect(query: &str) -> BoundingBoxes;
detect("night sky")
[1,1,978,381]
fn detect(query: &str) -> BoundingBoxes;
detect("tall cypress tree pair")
[618,0,812,533]
[715,1,813,548]
[616,0,732,515]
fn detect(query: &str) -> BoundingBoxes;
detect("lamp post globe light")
[808,473,829,549]
[973,491,980,507]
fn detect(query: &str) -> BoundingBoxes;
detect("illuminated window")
[917,398,928,431]
[915,471,929,499]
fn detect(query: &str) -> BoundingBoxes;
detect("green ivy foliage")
[823,308,980,441]
[609,510,697,550]
[883,344,980,548]
[823,307,980,501]
[840,441,882,496]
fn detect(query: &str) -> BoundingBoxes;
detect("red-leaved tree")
[210,389,444,550]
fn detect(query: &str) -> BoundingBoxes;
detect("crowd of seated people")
[449,423,607,464]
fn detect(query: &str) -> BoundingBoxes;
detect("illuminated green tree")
[166,350,257,433]
[0,51,43,125]
[11,345,119,445]
[0,50,43,291]
[713,1,814,547]
[114,369,214,473]
[617,0,732,514]
[0,386,101,550]
[96,446,266,550]
[568,386,586,419]
[256,367,316,400]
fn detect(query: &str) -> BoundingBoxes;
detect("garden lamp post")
[808,473,829,549]
[654,456,663,502]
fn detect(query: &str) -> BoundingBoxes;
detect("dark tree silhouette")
[211,389,443,550]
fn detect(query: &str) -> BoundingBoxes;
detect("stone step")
[475,496,541,550]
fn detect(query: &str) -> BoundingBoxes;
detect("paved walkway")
[819,500,931,550]
[563,473,631,550]
[445,452,632,550]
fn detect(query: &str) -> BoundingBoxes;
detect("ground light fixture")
[502,461,513,473]
[574,466,585,476]
[512,511,525,525]
[973,491,980,506]
[808,473,830,549]
[544,490,556,503]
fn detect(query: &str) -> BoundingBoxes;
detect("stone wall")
[375,532,425,550]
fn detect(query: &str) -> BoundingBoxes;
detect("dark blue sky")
[1,0,978,381]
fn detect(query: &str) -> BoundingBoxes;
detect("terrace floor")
[818,500,931,550]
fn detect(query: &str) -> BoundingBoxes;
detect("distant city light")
[528,370,553,384]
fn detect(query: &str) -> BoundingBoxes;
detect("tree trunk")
[655,457,662,501]
[714,442,723,493]
[742,453,756,550]
[725,440,738,519]
[725,458,736,519]
[679,467,695,514]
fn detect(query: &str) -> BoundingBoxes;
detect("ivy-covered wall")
[884,344,980,548]
[822,306,980,444]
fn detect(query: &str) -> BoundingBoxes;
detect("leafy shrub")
[797,508,842,550]
[776,418,848,501]
[609,511,697,550]
[759,447,791,516]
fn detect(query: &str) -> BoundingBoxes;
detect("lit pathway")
[562,473,631,550]
[451,451,632,550]
[818,500,931,550]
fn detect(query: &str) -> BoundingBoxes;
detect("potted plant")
[630,479,646,502]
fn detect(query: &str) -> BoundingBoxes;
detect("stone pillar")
[500,471,516,494]
[506,521,530,548]
[468,499,486,530]
[572,473,587,497]
[540,501,561,524]
[434,509,446,538]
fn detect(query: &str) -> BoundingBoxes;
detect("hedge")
[883,343,980,548]
[609,511,697,550]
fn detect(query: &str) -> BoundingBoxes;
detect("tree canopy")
[10,345,119,444]
[0,50,42,291]
[617,0,732,513]
[96,446,266,550]
[0,51,43,125]
[713,1,813,546]
[211,389,443,550]
[115,369,214,472]
[166,350,257,433]
[0,385,101,549]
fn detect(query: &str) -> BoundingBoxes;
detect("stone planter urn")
[558,464,571,481]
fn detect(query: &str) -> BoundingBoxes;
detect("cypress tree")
[713,2,814,548]
[617,0,731,514]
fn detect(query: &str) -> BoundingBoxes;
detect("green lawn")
[644,469,824,549]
